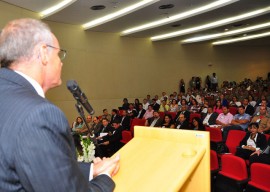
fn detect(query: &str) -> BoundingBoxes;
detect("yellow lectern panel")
[113,126,210,192]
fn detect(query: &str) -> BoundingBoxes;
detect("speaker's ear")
[39,44,49,65]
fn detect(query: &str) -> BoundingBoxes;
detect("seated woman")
[229,96,241,107]
[169,99,178,112]
[72,116,85,132]
[189,99,200,113]
[249,137,270,165]
[213,99,223,114]
[235,122,267,160]
[191,117,205,131]
[161,114,175,128]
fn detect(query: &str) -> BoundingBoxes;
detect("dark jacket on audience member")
[120,116,131,130]
[245,105,255,116]
[147,117,163,127]
[175,110,191,122]
[102,126,124,153]
[175,120,190,130]
[136,109,146,119]
[201,112,219,125]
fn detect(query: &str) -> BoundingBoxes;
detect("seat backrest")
[229,107,238,115]
[219,154,248,181]
[120,130,133,144]
[189,113,201,123]
[249,163,270,191]
[158,112,165,119]
[264,134,270,141]
[166,112,177,120]
[130,118,146,134]
[205,127,223,143]
[210,150,219,171]
[225,130,246,155]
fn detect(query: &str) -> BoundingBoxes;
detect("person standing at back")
[0,18,119,192]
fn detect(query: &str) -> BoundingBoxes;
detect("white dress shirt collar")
[14,70,45,98]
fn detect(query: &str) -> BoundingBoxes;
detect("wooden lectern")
[113,126,210,192]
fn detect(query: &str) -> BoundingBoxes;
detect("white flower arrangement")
[78,135,95,162]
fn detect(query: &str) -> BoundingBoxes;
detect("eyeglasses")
[46,44,67,61]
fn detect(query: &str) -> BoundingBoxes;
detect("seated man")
[99,119,124,157]
[222,105,250,142]
[175,105,190,122]
[136,103,146,119]
[92,116,103,137]
[175,114,190,130]
[215,105,233,127]
[242,97,255,116]
[145,111,163,127]
[202,106,218,126]
[102,109,112,122]
[119,110,131,130]
[251,105,270,134]
[110,109,120,124]
[127,103,138,119]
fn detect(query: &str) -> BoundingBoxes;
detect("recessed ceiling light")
[90,5,106,10]
[159,4,174,10]
[82,0,159,30]
[121,0,238,36]
[40,0,77,19]
[212,31,270,45]
[151,6,270,41]
[181,21,270,43]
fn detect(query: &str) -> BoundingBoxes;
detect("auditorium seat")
[229,106,238,116]
[246,163,270,192]
[158,112,165,119]
[130,118,146,135]
[189,113,201,123]
[166,112,177,120]
[210,150,219,191]
[120,131,133,144]
[215,154,248,192]
[206,127,223,153]
[226,130,246,155]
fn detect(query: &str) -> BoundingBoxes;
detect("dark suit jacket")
[136,109,146,119]
[152,103,160,111]
[175,110,191,122]
[245,105,254,116]
[202,112,219,125]
[103,126,124,153]
[175,120,190,130]
[147,117,163,127]
[120,116,131,130]
[0,68,115,191]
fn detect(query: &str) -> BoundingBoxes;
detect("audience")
[136,103,146,119]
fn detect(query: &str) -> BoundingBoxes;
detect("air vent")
[171,24,181,27]
[90,5,106,10]
[159,4,174,9]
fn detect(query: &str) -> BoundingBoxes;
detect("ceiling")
[2,0,270,45]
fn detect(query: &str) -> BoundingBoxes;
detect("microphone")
[66,80,95,115]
